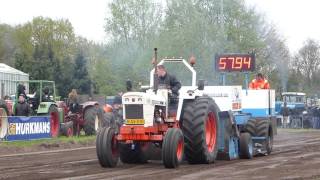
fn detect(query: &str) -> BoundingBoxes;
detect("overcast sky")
[0,0,319,54]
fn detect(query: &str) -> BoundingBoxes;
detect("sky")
[0,0,319,53]
[0,0,110,43]
[246,0,320,53]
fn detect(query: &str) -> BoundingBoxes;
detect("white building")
[0,63,29,98]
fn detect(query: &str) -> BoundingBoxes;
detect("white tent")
[0,63,29,98]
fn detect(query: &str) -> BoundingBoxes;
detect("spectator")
[282,102,290,128]
[14,94,31,116]
[68,89,79,113]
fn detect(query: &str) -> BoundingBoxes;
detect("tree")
[292,39,320,92]
[72,52,91,94]
[14,17,76,97]
[0,24,17,66]
[106,0,162,47]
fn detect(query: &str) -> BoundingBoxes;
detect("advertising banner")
[7,116,51,141]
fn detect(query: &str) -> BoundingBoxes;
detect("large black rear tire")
[256,119,273,155]
[244,119,256,136]
[182,96,220,164]
[83,106,100,135]
[162,128,184,168]
[96,127,119,167]
[119,143,148,164]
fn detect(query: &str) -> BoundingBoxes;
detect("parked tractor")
[57,100,103,136]
[96,49,276,168]
[0,80,103,138]
[0,80,61,138]
[275,92,307,128]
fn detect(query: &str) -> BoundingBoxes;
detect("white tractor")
[96,49,275,168]
[96,48,221,168]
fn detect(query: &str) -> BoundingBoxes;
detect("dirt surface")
[1,129,320,180]
[0,139,95,155]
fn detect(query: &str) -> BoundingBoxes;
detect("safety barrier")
[278,115,320,129]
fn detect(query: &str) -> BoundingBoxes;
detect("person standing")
[68,89,79,113]
[14,95,31,116]
[249,73,270,90]
[282,102,290,128]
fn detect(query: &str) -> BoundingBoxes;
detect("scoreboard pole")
[245,72,249,89]
[219,72,226,86]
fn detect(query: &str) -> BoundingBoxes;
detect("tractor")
[275,92,308,128]
[0,80,103,138]
[0,80,62,139]
[96,49,276,168]
[57,100,103,137]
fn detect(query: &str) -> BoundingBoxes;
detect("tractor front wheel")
[96,127,119,167]
[256,120,273,155]
[60,121,74,137]
[84,106,100,135]
[239,132,253,159]
[162,128,184,168]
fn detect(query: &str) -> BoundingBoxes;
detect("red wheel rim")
[67,128,73,137]
[206,112,217,153]
[111,135,118,156]
[50,112,59,137]
[176,138,183,160]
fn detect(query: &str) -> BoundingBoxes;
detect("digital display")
[215,54,255,72]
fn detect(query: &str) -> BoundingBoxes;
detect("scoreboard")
[215,53,255,72]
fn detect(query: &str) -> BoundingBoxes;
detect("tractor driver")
[249,73,270,90]
[156,65,181,97]
[42,86,53,102]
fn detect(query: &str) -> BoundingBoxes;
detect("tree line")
[0,0,319,98]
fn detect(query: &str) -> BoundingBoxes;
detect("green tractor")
[13,80,61,137]
[14,80,59,115]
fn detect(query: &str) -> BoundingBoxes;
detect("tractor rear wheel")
[96,127,119,167]
[182,96,220,164]
[119,143,148,164]
[256,119,273,155]
[244,119,256,136]
[239,132,253,159]
[0,100,9,115]
[0,108,8,139]
[49,105,60,138]
[83,106,100,135]
[162,128,184,168]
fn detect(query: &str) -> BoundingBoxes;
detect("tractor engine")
[122,90,167,127]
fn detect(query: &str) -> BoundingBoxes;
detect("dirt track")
[1,129,320,180]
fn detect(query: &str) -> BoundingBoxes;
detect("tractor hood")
[122,91,166,106]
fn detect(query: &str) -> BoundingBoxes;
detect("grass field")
[0,135,96,148]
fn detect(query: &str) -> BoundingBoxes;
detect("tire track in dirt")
[1,129,320,180]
